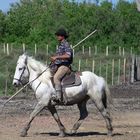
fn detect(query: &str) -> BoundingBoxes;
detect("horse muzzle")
[13,80,21,87]
[13,82,19,87]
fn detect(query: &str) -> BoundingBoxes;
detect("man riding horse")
[50,28,73,103]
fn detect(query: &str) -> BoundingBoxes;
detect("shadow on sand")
[36,131,123,137]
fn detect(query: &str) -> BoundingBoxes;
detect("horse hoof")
[107,131,113,136]
[70,129,77,135]
[20,130,27,137]
[59,132,65,137]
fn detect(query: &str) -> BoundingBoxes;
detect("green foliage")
[0,0,140,49]
[0,10,6,42]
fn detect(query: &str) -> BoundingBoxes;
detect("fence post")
[6,43,9,55]
[46,44,48,56]
[119,46,121,56]
[73,49,75,57]
[136,56,140,81]
[106,46,108,56]
[130,55,135,83]
[35,44,37,55]
[23,43,26,52]
[10,44,13,53]
[92,60,95,73]
[118,59,121,85]
[78,59,81,71]
[112,59,114,85]
[122,47,125,56]
[56,45,58,51]
[89,47,91,57]
[3,43,6,54]
[95,45,97,55]
[123,58,126,83]
[82,46,85,55]
[99,60,102,76]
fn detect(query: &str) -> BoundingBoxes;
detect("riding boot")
[52,85,62,102]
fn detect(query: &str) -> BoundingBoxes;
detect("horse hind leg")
[89,90,113,136]
[102,88,113,135]
[71,99,88,134]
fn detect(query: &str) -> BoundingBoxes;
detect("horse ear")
[22,52,28,65]
[25,55,28,65]
[23,52,28,56]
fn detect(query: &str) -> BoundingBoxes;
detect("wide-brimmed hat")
[55,28,69,38]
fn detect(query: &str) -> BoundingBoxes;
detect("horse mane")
[27,56,52,84]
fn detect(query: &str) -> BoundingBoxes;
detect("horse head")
[13,54,29,87]
[13,53,52,87]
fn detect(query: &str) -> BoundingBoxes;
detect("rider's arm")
[51,53,70,61]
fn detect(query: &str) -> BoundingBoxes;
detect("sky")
[0,0,20,12]
[0,0,135,12]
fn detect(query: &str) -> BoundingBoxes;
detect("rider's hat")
[55,28,69,38]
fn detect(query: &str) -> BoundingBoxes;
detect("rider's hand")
[50,56,58,62]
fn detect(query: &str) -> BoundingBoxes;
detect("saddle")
[51,71,82,105]
[60,71,82,104]
[61,72,82,88]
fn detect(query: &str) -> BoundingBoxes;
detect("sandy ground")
[0,82,140,140]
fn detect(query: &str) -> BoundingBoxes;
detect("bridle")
[14,63,30,85]
[14,56,51,88]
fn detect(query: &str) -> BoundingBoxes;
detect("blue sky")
[0,0,134,12]
[0,0,20,11]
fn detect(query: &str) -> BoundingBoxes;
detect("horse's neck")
[28,67,42,91]
[28,66,53,92]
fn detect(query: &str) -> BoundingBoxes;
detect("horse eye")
[19,68,23,70]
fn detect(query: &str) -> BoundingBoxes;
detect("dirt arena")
[0,82,140,140]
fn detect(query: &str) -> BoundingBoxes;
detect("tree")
[0,10,6,42]
[0,0,140,49]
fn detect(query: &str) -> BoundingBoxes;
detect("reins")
[0,64,51,113]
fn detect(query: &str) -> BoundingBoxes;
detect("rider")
[50,28,73,102]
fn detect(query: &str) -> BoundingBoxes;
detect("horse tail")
[104,81,116,111]
[103,81,113,110]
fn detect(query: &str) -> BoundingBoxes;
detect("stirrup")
[51,100,57,106]
[51,95,61,102]
[51,94,57,100]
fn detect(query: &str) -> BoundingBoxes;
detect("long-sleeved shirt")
[55,39,73,66]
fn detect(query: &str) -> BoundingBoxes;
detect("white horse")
[13,54,113,137]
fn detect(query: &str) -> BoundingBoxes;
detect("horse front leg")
[20,102,45,137]
[48,105,66,137]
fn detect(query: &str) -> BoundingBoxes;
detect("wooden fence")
[76,58,130,85]
[0,43,139,95]
[1,43,135,57]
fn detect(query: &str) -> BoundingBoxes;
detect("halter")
[14,65,30,85]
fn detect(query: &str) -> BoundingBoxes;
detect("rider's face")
[56,35,65,42]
